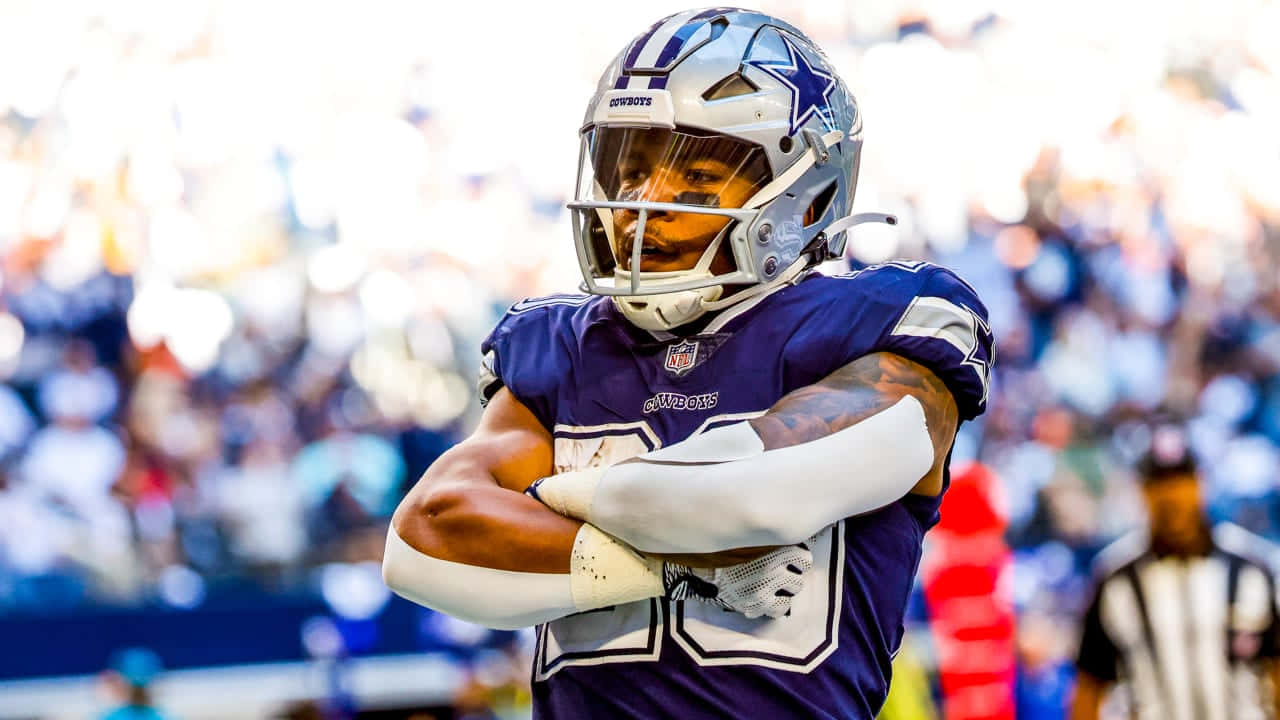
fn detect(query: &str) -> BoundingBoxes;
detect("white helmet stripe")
[627,9,705,77]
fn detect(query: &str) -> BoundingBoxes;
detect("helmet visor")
[583,126,771,207]
[571,126,771,287]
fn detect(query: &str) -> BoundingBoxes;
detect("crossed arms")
[385,351,958,626]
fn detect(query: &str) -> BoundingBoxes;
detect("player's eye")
[684,168,722,185]
[618,166,649,189]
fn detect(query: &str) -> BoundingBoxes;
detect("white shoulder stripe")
[891,296,977,356]
[891,294,992,406]
[477,349,501,406]
[509,294,594,315]
[831,259,931,281]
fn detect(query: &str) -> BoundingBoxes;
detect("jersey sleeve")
[875,266,994,421]
[1075,581,1121,683]
[478,304,566,431]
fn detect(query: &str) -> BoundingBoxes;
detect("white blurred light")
[421,265,479,315]
[1035,541,1077,586]
[0,161,33,243]
[979,183,1029,225]
[425,612,493,647]
[134,497,175,541]
[410,371,471,429]
[148,207,204,279]
[1184,241,1224,289]
[918,193,969,254]
[1199,374,1257,426]
[359,269,414,329]
[350,339,471,428]
[290,158,338,230]
[169,58,240,167]
[158,564,206,609]
[1039,314,1116,416]
[202,160,289,219]
[62,65,127,180]
[1218,435,1280,497]
[301,616,343,659]
[166,289,235,373]
[1023,245,1072,301]
[126,152,185,208]
[127,280,174,349]
[22,183,71,238]
[320,562,392,621]
[1244,2,1280,75]
[407,318,455,367]
[334,113,428,251]
[1110,331,1167,410]
[308,243,367,293]
[236,264,305,338]
[307,296,365,357]
[0,312,25,366]
[847,222,900,264]
[42,209,105,290]
[6,34,69,119]
[128,283,235,373]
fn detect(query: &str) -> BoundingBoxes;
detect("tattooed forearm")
[748,353,959,469]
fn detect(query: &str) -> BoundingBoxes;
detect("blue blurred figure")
[100,648,173,720]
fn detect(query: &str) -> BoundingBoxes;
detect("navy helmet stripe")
[623,16,672,71]
[615,16,669,88]
[652,7,724,69]
[643,8,735,92]
[615,15,674,89]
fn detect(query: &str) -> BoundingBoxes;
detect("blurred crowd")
[0,0,1278,716]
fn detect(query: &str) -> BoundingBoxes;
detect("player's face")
[1141,472,1206,551]
[609,131,765,274]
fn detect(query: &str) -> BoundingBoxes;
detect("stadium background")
[0,0,1277,717]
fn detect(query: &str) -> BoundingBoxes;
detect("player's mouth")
[620,235,684,271]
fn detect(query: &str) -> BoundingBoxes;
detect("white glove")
[662,540,814,619]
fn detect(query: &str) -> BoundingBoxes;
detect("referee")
[1071,426,1280,720]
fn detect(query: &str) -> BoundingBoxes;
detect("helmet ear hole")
[701,72,760,101]
[587,212,617,274]
[804,181,838,227]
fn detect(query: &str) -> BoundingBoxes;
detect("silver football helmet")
[569,7,893,331]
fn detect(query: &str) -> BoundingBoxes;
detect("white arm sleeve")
[382,523,663,630]
[532,396,935,554]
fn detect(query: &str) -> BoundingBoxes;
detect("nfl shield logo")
[664,340,699,376]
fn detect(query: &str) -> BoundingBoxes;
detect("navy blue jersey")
[480,261,993,720]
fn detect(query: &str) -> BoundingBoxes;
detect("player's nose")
[617,192,671,222]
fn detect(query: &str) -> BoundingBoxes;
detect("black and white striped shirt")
[1077,524,1280,720]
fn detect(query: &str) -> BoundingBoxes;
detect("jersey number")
[534,425,844,679]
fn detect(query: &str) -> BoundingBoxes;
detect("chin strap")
[699,254,810,312]
[812,211,898,263]
[823,211,898,238]
[612,212,899,330]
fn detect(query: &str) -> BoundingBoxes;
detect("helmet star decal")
[747,33,838,136]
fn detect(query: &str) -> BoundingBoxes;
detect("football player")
[384,8,993,719]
